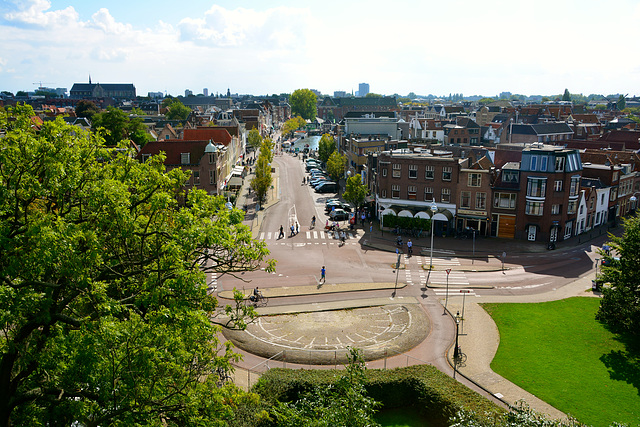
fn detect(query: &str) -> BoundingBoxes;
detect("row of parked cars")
[306,158,338,194]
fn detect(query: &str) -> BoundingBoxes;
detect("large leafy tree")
[74,100,101,119]
[343,174,368,211]
[289,89,317,121]
[326,151,347,182]
[317,133,336,164]
[562,88,571,102]
[91,107,150,147]
[247,128,263,152]
[596,216,640,335]
[0,105,274,426]
[165,98,191,120]
[251,139,274,206]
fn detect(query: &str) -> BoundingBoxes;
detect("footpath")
[226,152,612,421]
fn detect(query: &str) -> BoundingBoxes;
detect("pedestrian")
[320,265,326,284]
[340,230,346,245]
[296,222,299,234]
[361,212,366,227]
[290,224,295,236]
[279,225,284,239]
[369,221,373,233]
[407,239,413,255]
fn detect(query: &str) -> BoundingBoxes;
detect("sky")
[1,0,639,98]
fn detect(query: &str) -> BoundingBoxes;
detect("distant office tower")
[358,83,370,97]
[334,91,347,98]
[185,89,193,97]
[203,88,209,97]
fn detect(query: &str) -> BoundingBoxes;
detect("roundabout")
[222,303,430,365]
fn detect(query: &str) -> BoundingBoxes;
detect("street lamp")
[593,258,600,291]
[453,311,461,378]
[429,201,438,270]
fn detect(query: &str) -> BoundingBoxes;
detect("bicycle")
[248,292,269,307]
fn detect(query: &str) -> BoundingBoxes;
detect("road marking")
[306,231,311,239]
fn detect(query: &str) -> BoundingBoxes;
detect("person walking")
[296,222,299,234]
[279,225,284,239]
[320,266,326,284]
[407,239,413,255]
[290,224,295,237]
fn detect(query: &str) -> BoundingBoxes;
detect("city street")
[216,150,609,417]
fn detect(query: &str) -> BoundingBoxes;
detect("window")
[555,157,565,172]
[425,166,434,179]
[579,205,584,214]
[209,153,214,164]
[382,168,387,177]
[181,153,191,164]
[502,170,519,183]
[392,163,401,178]
[141,154,151,162]
[193,170,200,185]
[530,156,538,171]
[494,193,516,209]
[525,201,544,216]
[551,204,561,215]
[468,173,481,187]
[601,194,605,204]
[441,188,450,203]
[564,222,573,239]
[209,170,215,185]
[461,191,471,208]
[392,184,400,199]
[409,164,418,179]
[554,180,563,192]
[408,185,417,200]
[424,187,433,201]
[567,200,577,214]
[527,178,546,198]
[612,171,619,182]
[540,156,548,171]
[476,192,487,210]
[382,189,387,198]
[442,166,452,181]
[569,177,580,196]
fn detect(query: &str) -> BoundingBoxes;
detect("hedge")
[253,364,505,425]
[382,214,432,231]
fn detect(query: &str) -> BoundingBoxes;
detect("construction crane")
[32,81,54,90]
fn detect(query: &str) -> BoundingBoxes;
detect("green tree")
[317,133,336,163]
[251,139,274,205]
[364,93,383,98]
[596,216,640,335]
[562,89,571,102]
[166,99,191,120]
[289,89,317,120]
[91,106,129,146]
[268,348,381,427]
[326,151,347,182]
[34,90,58,98]
[0,105,274,425]
[282,116,307,138]
[343,174,368,211]
[16,91,27,97]
[247,128,263,151]
[479,97,496,105]
[1,91,13,97]
[75,100,101,119]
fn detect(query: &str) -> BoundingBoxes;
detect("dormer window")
[181,153,190,164]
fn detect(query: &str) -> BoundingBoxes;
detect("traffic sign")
[445,268,451,275]
[460,289,471,293]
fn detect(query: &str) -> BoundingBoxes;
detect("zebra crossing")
[259,229,362,245]
[417,255,470,286]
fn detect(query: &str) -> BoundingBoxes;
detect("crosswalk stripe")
[306,231,311,239]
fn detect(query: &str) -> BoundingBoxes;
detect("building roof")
[183,127,232,145]
[511,123,574,136]
[139,139,213,166]
[70,83,135,92]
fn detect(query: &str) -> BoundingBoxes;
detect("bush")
[253,364,504,425]
[383,214,432,231]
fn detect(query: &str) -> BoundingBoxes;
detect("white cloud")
[3,0,78,28]
[90,8,132,34]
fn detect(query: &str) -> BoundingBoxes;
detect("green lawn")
[482,297,640,427]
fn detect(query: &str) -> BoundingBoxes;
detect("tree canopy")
[562,89,571,101]
[596,216,640,335]
[75,100,101,119]
[0,105,274,425]
[326,151,347,182]
[343,174,368,211]
[281,116,307,138]
[247,128,263,151]
[91,106,150,147]
[289,89,317,120]
[163,98,191,120]
[251,139,274,206]
[317,133,336,164]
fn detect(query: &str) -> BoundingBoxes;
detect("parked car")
[308,168,322,174]
[306,163,321,172]
[310,178,330,188]
[325,201,351,213]
[315,181,338,193]
[329,208,349,221]
[601,257,620,267]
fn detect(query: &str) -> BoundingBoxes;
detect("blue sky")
[1,0,639,98]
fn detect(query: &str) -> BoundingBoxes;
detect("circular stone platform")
[222,304,429,365]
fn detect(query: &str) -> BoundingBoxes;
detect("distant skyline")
[1,0,639,98]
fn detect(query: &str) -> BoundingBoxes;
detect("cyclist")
[251,286,262,302]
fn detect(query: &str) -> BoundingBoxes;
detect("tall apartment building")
[358,83,370,97]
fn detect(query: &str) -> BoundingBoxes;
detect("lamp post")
[453,311,460,378]
[471,229,476,265]
[429,201,438,270]
[593,258,600,291]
